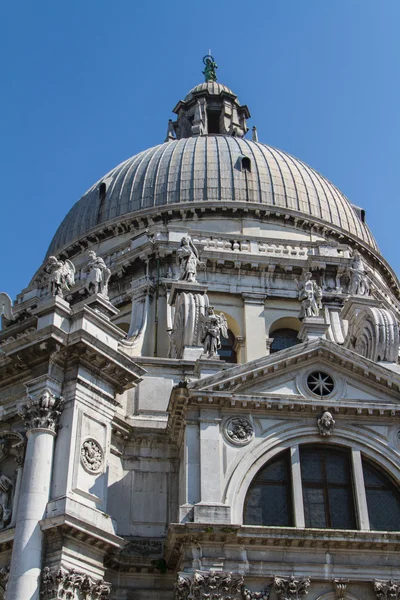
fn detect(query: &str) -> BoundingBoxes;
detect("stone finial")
[45,256,75,298]
[274,575,311,600]
[85,250,111,299]
[374,579,400,600]
[318,411,336,436]
[18,389,64,433]
[40,567,111,600]
[348,250,370,296]
[296,272,322,319]
[252,126,258,142]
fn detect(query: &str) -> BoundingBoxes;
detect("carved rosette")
[374,579,400,600]
[40,566,111,600]
[224,417,254,446]
[317,411,335,436]
[18,389,64,433]
[80,439,104,474]
[274,575,311,600]
[174,571,270,600]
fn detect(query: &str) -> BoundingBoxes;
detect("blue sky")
[1,0,400,300]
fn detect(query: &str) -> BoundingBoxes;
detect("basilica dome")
[47,134,376,257]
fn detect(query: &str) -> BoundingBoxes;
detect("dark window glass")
[270,329,300,353]
[362,459,400,531]
[243,451,293,526]
[218,329,237,363]
[300,446,356,530]
[207,110,220,134]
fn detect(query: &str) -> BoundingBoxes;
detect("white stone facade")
[0,76,400,599]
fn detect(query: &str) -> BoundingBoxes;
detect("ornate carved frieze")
[18,389,64,433]
[80,439,104,474]
[318,411,336,436]
[274,575,311,600]
[373,580,400,600]
[40,567,111,600]
[224,417,254,446]
[174,571,270,600]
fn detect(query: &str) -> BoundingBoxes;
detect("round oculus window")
[306,371,335,396]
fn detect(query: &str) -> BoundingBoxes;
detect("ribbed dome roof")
[184,81,237,102]
[47,136,376,256]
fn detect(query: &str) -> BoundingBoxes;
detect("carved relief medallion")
[80,438,104,474]
[224,417,254,446]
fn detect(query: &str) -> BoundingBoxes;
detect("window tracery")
[243,445,400,531]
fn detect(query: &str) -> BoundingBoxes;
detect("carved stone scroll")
[168,283,209,360]
[344,305,399,363]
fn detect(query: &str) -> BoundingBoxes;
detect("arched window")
[243,445,400,531]
[243,450,292,526]
[270,328,300,353]
[362,458,400,531]
[218,329,237,363]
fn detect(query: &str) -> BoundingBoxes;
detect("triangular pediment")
[189,338,400,405]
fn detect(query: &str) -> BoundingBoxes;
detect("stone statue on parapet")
[348,250,370,296]
[202,54,218,82]
[85,250,111,299]
[0,292,14,327]
[296,271,323,319]
[177,237,203,283]
[45,256,76,298]
[200,307,229,358]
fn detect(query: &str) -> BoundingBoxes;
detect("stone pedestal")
[298,316,329,341]
[168,282,209,359]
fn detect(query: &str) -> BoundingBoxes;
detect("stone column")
[7,388,64,600]
[242,293,266,361]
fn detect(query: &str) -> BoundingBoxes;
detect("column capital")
[18,389,64,434]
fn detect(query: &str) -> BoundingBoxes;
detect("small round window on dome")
[306,371,335,396]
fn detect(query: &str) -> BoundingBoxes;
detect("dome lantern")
[165,56,250,140]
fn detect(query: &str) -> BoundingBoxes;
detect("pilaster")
[241,293,267,361]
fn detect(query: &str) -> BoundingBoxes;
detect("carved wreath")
[224,417,254,446]
[80,438,104,474]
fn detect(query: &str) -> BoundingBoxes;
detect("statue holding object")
[297,272,323,319]
[85,250,111,298]
[348,250,370,296]
[202,54,218,82]
[177,237,203,283]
